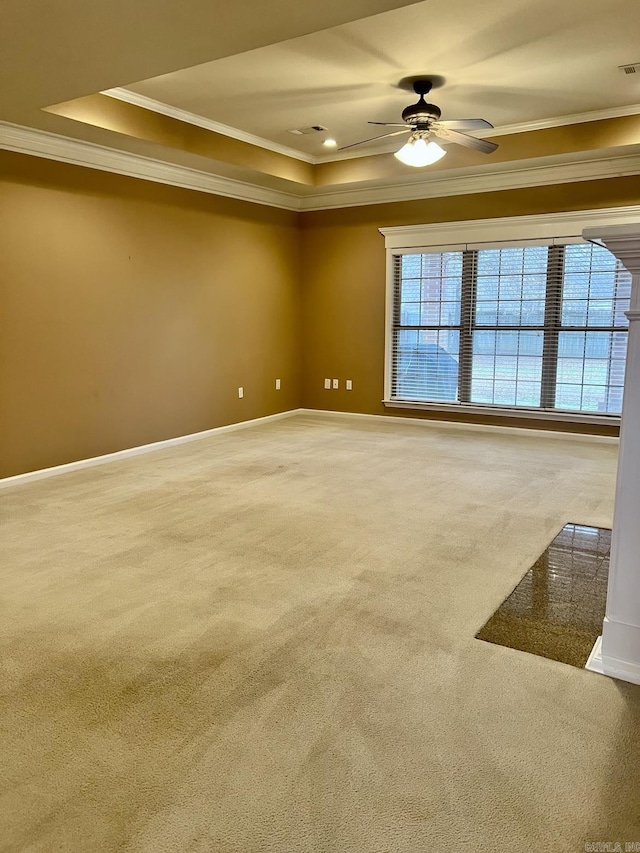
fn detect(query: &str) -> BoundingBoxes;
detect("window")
[391,241,631,417]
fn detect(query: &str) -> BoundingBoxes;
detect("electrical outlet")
[275,378,281,390]
[346,379,353,390]
[332,379,339,389]
[324,378,331,389]
[238,387,244,398]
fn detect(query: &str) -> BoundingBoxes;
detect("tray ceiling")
[2,0,640,207]
[124,0,640,158]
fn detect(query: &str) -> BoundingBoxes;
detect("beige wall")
[0,152,301,478]
[300,178,640,435]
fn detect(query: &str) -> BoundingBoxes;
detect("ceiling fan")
[339,79,499,166]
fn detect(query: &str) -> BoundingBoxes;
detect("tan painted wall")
[0,152,301,478]
[3,156,638,480]
[300,178,640,436]
[47,95,315,186]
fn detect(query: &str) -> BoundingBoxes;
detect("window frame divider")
[458,250,476,403]
[540,245,564,409]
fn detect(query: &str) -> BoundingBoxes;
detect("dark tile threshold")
[476,523,610,669]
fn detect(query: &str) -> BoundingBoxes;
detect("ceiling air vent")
[619,62,640,74]
[287,125,327,135]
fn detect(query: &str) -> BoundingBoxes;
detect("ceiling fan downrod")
[401,79,441,125]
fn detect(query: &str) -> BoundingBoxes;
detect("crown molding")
[301,153,640,210]
[477,102,640,138]
[0,120,299,210]
[103,87,316,165]
[3,121,640,214]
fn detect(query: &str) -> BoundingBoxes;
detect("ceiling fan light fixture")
[394,136,446,167]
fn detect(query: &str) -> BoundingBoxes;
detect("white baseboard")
[585,636,606,676]
[0,409,302,490]
[297,408,619,444]
[585,635,640,686]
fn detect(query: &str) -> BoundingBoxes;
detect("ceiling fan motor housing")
[402,97,442,125]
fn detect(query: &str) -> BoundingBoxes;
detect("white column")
[583,224,640,686]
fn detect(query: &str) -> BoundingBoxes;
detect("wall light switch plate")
[324,378,331,389]
[346,379,353,390]
[238,387,244,398]
[275,378,281,390]
[332,379,339,389]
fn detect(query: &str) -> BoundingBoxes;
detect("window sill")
[383,399,621,427]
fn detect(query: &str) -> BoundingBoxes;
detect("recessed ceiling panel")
[125,0,640,157]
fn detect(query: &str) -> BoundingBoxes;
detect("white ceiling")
[126,0,640,158]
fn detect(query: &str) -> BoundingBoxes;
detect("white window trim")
[379,206,640,250]
[380,206,640,422]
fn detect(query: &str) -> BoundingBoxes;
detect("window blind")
[390,241,631,416]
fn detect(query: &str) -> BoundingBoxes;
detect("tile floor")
[476,523,611,668]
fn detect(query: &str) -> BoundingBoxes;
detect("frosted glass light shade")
[394,138,446,167]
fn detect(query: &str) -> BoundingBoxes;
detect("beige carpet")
[1,413,639,852]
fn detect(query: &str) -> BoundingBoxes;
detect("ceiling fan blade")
[338,129,409,151]
[433,127,498,154]
[437,118,494,131]
[368,121,411,128]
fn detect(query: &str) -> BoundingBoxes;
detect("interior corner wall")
[299,177,640,435]
[0,151,302,478]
